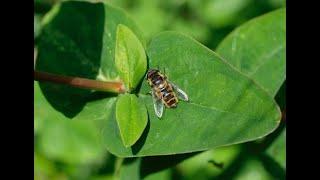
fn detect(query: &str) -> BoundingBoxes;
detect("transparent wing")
[151,90,164,118]
[170,82,189,101]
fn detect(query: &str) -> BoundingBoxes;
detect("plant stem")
[113,157,124,178]
[34,71,125,93]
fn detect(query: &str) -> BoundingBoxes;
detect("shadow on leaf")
[131,119,150,155]
[36,2,107,118]
[139,152,200,179]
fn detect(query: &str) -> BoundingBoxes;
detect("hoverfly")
[146,69,189,118]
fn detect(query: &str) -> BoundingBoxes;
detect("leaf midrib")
[139,94,251,120]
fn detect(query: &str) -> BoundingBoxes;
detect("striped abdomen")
[157,83,178,108]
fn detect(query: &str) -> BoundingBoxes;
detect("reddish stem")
[34,71,125,93]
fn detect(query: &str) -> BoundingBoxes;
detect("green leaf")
[188,0,252,28]
[117,158,171,180]
[36,1,144,117]
[232,157,275,180]
[266,127,286,169]
[177,145,242,179]
[35,1,284,158]
[115,24,147,91]
[216,8,286,96]
[116,94,148,147]
[268,0,286,8]
[34,82,105,164]
[101,32,281,157]
[127,0,171,41]
[34,15,42,39]
[34,152,57,177]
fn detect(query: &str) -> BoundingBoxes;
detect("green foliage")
[232,157,274,180]
[188,0,252,28]
[116,158,172,180]
[101,31,281,157]
[217,9,286,96]
[266,128,286,169]
[115,24,147,91]
[34,0,286,179]
[177,145,242,179]
[35,82,105,164]
[116,94,148,147]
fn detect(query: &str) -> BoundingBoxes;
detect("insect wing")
[151,90,164,118]
[170,82,189,101]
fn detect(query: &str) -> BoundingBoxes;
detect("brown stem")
[34,71,125,93]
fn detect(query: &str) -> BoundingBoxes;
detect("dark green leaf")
[36,1,144,117]
[116,94,148,147]
[101,32,281,157]
[117,158,171,180]
[216,8,286,96]
[115,24,147,91]
[268,0,286,8]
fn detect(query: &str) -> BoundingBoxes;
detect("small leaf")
[116,94,148,147]
[115,24,147,91]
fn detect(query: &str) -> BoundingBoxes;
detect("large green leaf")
[216,8,286,96]
[36,1,144,117]
[101,32,281,157]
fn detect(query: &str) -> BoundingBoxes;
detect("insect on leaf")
[102,31,281,157]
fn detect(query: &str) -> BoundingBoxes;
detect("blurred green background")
[34,0,286,179]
